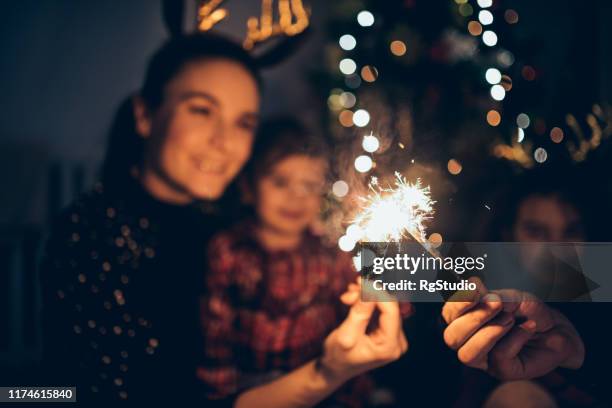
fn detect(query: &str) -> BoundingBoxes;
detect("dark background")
[1,0,611,382]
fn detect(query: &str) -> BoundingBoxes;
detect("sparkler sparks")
[348,172,435,245]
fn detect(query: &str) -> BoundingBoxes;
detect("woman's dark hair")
[101,32,262,189]
[241,116,330,189]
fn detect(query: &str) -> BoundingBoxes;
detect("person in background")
[40,34,407,407]
[447,169,608,407]
[198,117,411,407]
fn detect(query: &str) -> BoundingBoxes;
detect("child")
[197,117,372,407]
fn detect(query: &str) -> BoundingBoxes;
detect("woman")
[40,32,407,406]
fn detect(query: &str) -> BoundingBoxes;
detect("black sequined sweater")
[40,180,229,406]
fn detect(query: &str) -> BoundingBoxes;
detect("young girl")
[198,118,374,407]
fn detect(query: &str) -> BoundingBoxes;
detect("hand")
[441,278,585,381]
[319,295,408,382]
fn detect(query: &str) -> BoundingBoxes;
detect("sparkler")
[344,172,439,257]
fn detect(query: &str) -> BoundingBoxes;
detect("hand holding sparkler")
[318,296,408,383]
[442,278,585,380]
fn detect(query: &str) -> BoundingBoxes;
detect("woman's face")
[255,155,327,236]
[136,58,260,203]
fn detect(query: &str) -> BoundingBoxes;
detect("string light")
[357,10,375,27]
[362,133,380,152]
[353,109,371,127]
[478,10,494,25]
[534,147,548,163]
[477,0,493,8]
[482,30,498,46]
[390,40,407,56]
[517,128,525,143]
[517,113,530,129]
[485,68,502,84]
[490,84,505,101]
[354,155,373,173]
[339,34,357,51]
[339,58,357,75]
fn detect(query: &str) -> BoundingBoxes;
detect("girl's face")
[136,58,260,203]
[255,155,327,236]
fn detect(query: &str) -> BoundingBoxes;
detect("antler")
[243,0,309,50]
[198,0,228,32]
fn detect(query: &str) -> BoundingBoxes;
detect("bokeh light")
[534,147,548,163]
[447,159,463,175]
[490,84,505,101]
[361,65,378,82]
[332,180,349,197]
[468,21,483,36]
[362,133,380,153]
[354,155,373,172]
[516,113,530,129]
[478,10,494,25]
[477,0,493,8]
[357,10,375,27]
[390,40,407,56]
[339,34,357,51]
[550,127,564,143]
[485,68,502,84]
[353,109,371,127]
[482,30,498,46]
[486,110,501,126]
[339,58,357,75]
[338,110,354,127]
[505,9,519,24]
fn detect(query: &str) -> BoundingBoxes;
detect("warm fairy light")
[361,65,378,82]
[468,21,483,36]
[500,74,513,90]
[390,40,407,56]
[522,65,536,81]
[447,159,463,175]
[534,147,548,163]
[487,110,501,126]
[354,155,373,172]
[339,34,357,51]
[353,109,371,127]
[349,172,435,243]
[477,0,493,8]
[505,9,519,24]
[339,110,354,127]
[428,232,443,248]
[490,84,505,101]
[482,30,498,46]
[550,127,564,143]
[339,58,357,75]
[362,133,380,153]
[332,180,349,197]
[478,10,494,25]
[357,10,375,27]
[485,68,502,84]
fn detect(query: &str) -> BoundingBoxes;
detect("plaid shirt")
[197,221,372,406]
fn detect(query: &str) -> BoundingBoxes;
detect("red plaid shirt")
[197,221,371,406]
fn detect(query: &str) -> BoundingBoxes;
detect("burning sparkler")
[341,172,436,252]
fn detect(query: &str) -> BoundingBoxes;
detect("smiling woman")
[40,32,263,406]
